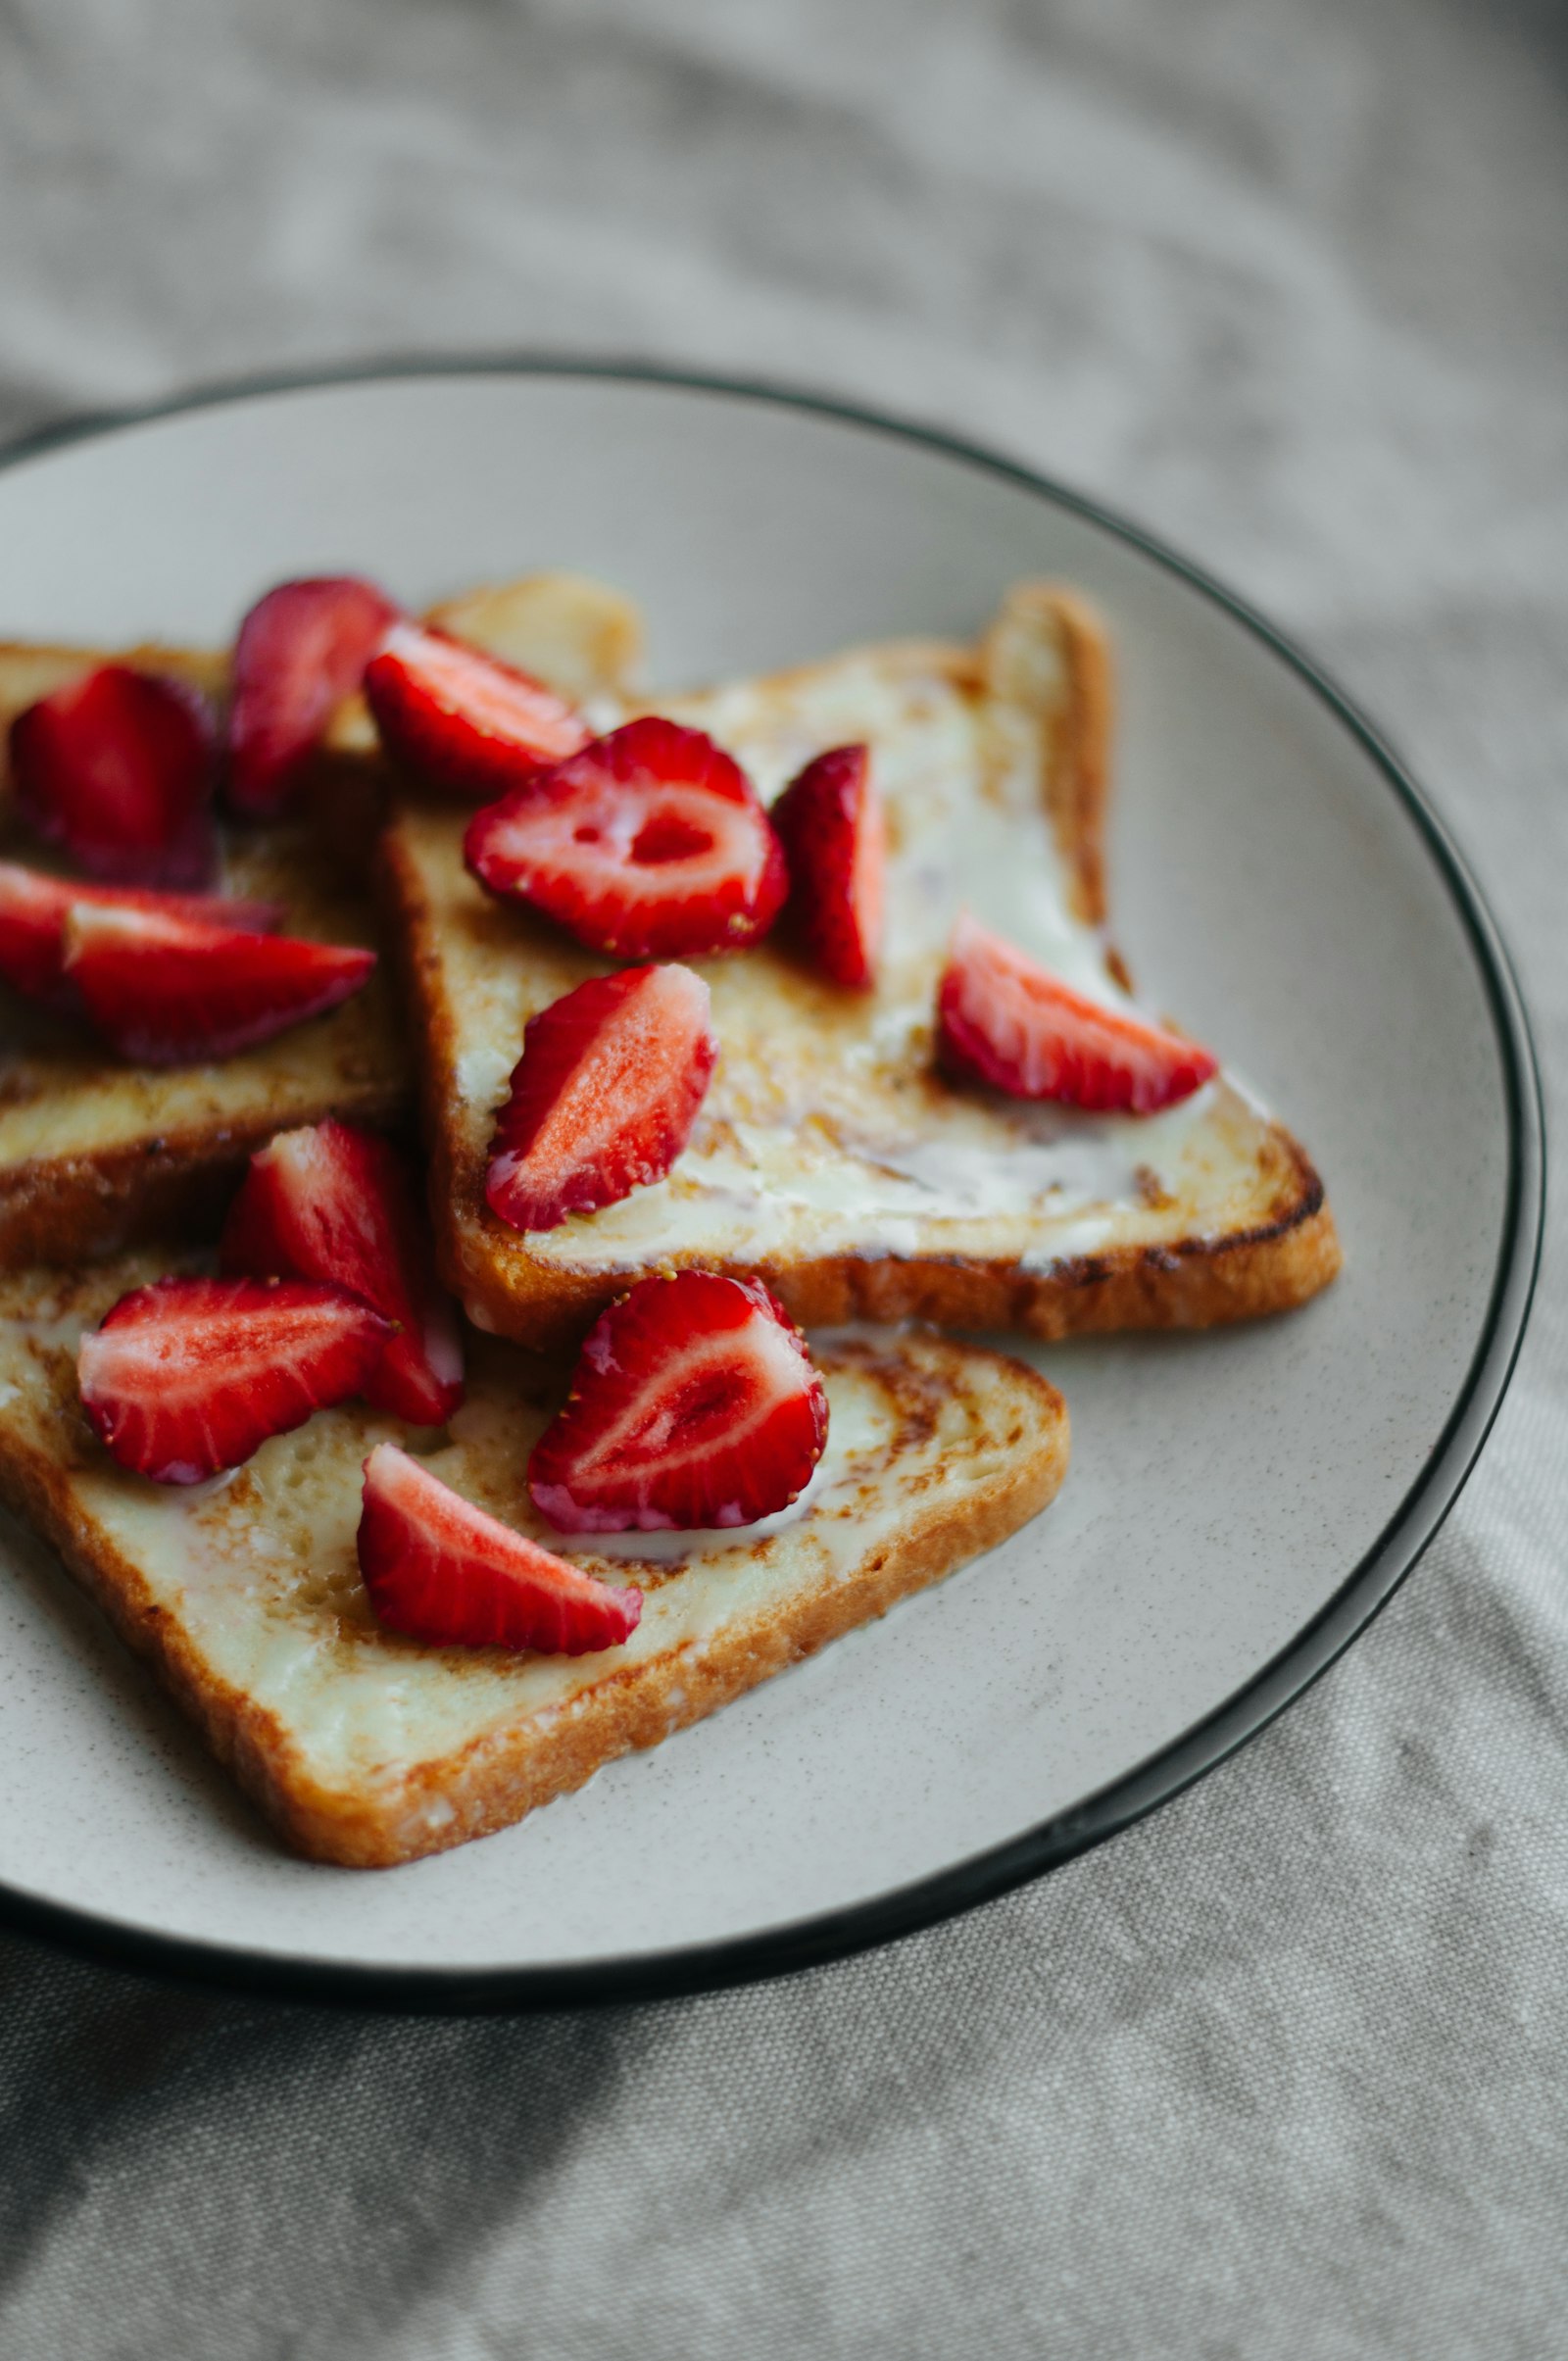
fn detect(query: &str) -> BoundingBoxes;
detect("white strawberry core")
[532,781,767,905]
[505,967,710,1192]
[571,1317,817,1521]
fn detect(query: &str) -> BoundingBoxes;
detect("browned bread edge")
[0,1339,1066,1867]
[0,1075,409,1270]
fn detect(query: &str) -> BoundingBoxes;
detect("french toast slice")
[0,574,643,1269]
[0,1253,1067,1866]
[381,584,1341,1353]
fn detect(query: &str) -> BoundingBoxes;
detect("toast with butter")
[381,583,1341,1352]
[0,1253,1066,1866]
[0,574,643,1268]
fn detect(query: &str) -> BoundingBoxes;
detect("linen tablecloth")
[1,2,1565,2351]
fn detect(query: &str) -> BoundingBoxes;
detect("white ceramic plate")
[0,366,1541,2005]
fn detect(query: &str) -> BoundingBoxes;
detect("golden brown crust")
[1046,590,1113,927]
[0,1408,309,1843]
[0,638,410,1268]
[293,1381,1067,1867]
[372,595,1341,1369]
[0,1077,409,1269]
[0,1308,1066,1867]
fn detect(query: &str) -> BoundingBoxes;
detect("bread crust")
[0,1320,1066,1868]
[377,577,1342,1358]
[0,575,643,1275]
[0,1078,408,1269]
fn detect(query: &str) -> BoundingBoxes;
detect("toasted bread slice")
[0,575,644,1269]
[0,1253,1066,1866]
[381,583,1341,1353]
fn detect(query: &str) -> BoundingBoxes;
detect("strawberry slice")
[486,963,716,1235]
[770,742,885,989]
[221,1118,464,1426]
[938,914,1218,1112]
[9,664,217,887]
[228,575,399,819]
[363,619,589,800]
[78,1274,391,1485]
[465,717,788,959]
[528,1270,829,1533]
[358,1443,642,1653]
[0,861,281,1011]
[63,904,376,1065]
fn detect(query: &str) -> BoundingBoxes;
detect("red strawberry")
[228,575,399,819]
[938,914,1218,1112]
[63,904,375,1065]
[0,861,281,1011]
[358,1443,642,1653]
[9,664,217,888]
[221,1118,464,1426]
[770,742,884,989]
[486,963,716,1235]
[78,1275,391,1486]
[528,1270,828,1534]
[363,620,588,800]
[465,717,787,959]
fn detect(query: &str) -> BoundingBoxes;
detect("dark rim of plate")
[0,357,1545,2012]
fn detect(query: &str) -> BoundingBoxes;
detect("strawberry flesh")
[770,742,884,989]
[78,1274,391,1485]
[358,1442,642,1653]
[528,1270,829,1533]
[465,716,787,959]
[228,575,398,819]
[938,914,1219,1112]
[364,620,588,800]
[63,903,376,1065]
[10,664,218,887]
[221,1118,464,1426]
[486,962,716,1234]
[0,861,281,1011]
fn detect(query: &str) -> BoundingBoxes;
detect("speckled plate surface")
[0,365,1542,2005]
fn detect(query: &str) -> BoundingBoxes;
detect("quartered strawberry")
[77,1274,391,1486]
[938,913,1218,1113]
[465,716,788,959]
[358,1443,642,1654]
[770,742,884,990]
[0,861,280,1010]
[221,1118,464,1426]
[9,664,218,888]
[228,575,399,819]
[528,1270,829,1534]
[486,963,716,1235]
[363,620,588,800]
[63,904,375,1065]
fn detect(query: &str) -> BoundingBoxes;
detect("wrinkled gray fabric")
[1,1,1566,2352]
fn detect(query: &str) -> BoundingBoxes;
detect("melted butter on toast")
[0,1255,1065,1859]
[397,588,1313,1306]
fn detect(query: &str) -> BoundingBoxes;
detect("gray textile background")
[0,0,1565,2351]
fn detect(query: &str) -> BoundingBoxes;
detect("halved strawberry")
[938,913,1218,1112]
[528,1270,829,1534]
[63,904,375,1065]
[228,575,399,819]
[358,1443,642,1653]
[363,620,588,800]
[9,664,217,887]
[221,1118,464,1426]
[78,1275,390,1486]
[0,861,281,1011]
[486,963,716,1235]
[465,717,788,959]
[770,742,884,989]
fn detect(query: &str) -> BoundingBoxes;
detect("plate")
[0,364,1542,2005]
